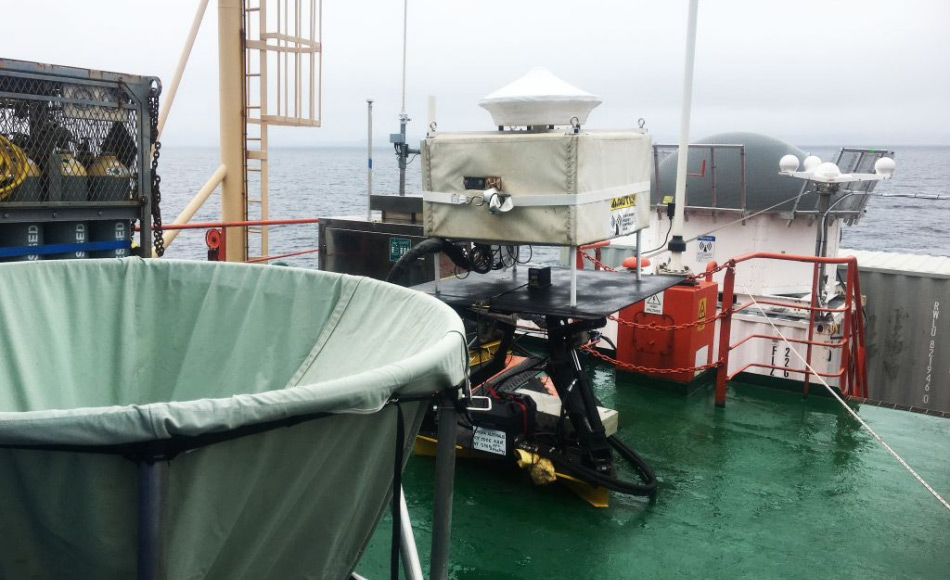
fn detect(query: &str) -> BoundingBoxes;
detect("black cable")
[441,241,472,271]
[498,245,519,269]
[386,237,444,285]
[642,218,673,255]
[517,245,533,264]
[597,335,618,352]
[510,332,539,358]
[541,435,658,497]
[493,246,505,269]
[504,245,518,267]
[469,244,493,274]
[604,435,658,496]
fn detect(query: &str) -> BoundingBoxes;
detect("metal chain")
[608,309,730,331]
[581,343,723,375]
[580,251,619,272]
[686,260,731,281]
[578,253,734,331]
[147,88,165,257]
[572,252,733,373]
[580,247,734,281]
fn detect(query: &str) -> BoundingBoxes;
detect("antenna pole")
[401,0,408,114]
[667,0,699,272]
[398,113,409,197]
[391,0,418,196]
[367,98,374,219]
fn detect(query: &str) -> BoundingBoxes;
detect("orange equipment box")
[615,279,718,384]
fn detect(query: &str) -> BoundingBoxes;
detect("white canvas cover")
[422,130,652,245]
[0,259,466,579]
[478,67,602,127]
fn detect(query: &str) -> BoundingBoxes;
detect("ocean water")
[157,146,950,267]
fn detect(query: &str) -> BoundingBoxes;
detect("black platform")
[413,267,684,319]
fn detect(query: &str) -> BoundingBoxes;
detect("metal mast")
[391,0,418,196]
[665,0,699,274]
[218,0,246,261]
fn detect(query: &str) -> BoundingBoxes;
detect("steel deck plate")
[360,372,950,579]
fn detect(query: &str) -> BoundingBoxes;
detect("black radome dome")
[654,132,807,213]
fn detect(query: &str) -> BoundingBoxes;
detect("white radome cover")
[478,67,602,127]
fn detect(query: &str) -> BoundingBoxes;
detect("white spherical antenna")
[802,155,822,172]
[813,162,842,179]
[874,156,896,178]
[779,154,800,173]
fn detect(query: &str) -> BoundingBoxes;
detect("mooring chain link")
[147,87,165,257]
[581,343,723,375]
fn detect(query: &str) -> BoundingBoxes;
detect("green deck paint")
[359,363,950,579]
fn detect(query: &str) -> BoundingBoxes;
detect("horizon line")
[158,142,950,149]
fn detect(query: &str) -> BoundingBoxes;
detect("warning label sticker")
[472,427,507,456]
[609,194,638,236]
[697,297,708,331]
[645,292,664,315]
[697,235,715,262]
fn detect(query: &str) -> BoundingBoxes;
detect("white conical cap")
[478,67,602,127]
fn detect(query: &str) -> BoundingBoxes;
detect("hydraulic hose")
[542,435,658,497]
[482,356,545,392]
[386,237,444,285]
[385,237,472,285]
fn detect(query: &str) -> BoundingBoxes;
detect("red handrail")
[245,248,320,264]
[577,241,611,270]
[155,218,319,231]
[138,218,321,263]
[728,251,859,266]
[714,252,867,406]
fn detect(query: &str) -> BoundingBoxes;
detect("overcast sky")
[5,0,949,147]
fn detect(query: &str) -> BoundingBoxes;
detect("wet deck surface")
[358,365,950,579]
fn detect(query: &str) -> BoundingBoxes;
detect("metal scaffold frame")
[241,0,322,260]
[159,0,322,262]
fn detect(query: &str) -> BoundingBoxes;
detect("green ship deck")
[359,364,950,579]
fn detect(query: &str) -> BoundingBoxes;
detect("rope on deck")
[742,287,950,514]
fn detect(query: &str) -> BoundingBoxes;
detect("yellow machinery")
[0,135,29,201]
